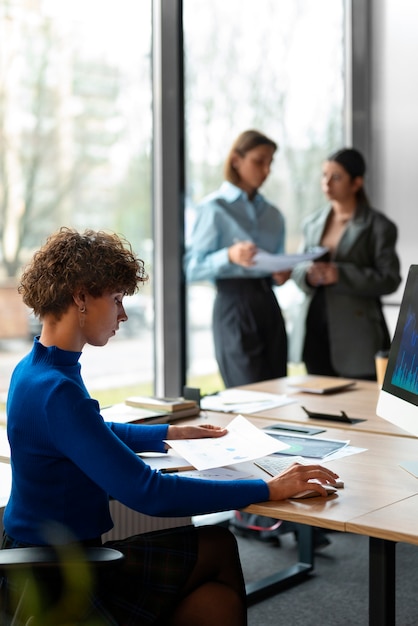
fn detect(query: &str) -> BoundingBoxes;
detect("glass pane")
[0,0,153,410]
[184,0,345,392]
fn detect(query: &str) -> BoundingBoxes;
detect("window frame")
[152,0,370,395]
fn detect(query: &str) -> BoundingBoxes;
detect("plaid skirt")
[1,524,198,625]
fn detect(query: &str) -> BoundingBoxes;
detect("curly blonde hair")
[19,227,148,318]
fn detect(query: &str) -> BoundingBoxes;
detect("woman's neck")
[237,182,257,200]
[39,312,85,352]
[331,198,357,222]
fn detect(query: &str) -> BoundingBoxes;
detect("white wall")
[371,0,418,301]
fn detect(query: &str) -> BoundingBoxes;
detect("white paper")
[299,445,366,462]
[251,247,328,273]
[139,450,193,471]
[178,466,256,481]
[324,445,367,460]
[200,389,295,414]
[101,403,168,423]
[165,415,290,471]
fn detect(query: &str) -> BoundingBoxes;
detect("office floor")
[234,527,418,626]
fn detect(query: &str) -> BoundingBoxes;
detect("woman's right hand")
[228,240,257,267]
[267,462,339,500]
[306,261,338,287]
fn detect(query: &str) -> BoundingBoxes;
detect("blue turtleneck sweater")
[4,339,268,545]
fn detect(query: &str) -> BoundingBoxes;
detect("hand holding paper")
[250,247,328,273]
[165,415,290,471]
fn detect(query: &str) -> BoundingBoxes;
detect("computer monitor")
[376,264,418,436]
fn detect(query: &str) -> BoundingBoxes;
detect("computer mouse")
[290,482,338,499]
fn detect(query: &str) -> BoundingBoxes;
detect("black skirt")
[1,525,198,625]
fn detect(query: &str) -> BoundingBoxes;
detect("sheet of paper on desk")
[200,389,295,413]
[250,247,328,273]
[178,466,257,481]
[101,403,168,423]
[322,445,366,461]
[267,433,350,458]
[139,450,194,472]
[166,415,290,471]
[287,445,366,463]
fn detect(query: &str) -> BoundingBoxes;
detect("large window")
[0,0,349,408]
[0,0,153,405]
[183,0,346,392]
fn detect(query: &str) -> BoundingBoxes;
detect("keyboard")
[254,455,305,477]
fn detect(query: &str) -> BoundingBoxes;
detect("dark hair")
[327,147,370,206]
[224,129,278,185]
[19,227,147,318]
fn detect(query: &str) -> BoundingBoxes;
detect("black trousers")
[213,278,287,388]
[303,288,337,376]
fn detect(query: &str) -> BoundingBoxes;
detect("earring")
[79,306,86,313]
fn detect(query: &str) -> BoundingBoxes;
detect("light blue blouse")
[184,181,285,282]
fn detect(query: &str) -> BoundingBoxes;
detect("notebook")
[288,376,356,394]
[101,403,198,424]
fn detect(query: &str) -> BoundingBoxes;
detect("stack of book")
[125,396,200,421]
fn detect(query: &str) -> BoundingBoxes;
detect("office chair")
[0,545,124,625]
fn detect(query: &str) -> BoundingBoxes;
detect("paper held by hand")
[251,247,328,273]
[165,414,290,471]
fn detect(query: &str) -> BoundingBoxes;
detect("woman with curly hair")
[2,227,338,625]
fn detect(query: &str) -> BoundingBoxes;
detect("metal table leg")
[369,537,396,626]
[246,523,314,605]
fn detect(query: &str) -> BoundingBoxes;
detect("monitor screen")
[377,265,418,436]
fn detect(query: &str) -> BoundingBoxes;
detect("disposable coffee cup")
[375,350,389,388]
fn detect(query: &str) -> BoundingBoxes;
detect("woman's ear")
[352,176,364,193]
[231,151,241,172]
[73,291,86,309]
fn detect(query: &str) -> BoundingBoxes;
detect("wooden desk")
[245,428,418,524]
[346,495,418,625]
[192,404,418,625]
[234,375,413,438]
[242,423,418,626]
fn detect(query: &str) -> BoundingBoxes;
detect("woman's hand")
[272,270,291,286]
[228,241,257,267]
[267,462,339,500]
[166,424,228,441]
[306,261,338,287]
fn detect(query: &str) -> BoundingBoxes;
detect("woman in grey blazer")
[291,148,401,379]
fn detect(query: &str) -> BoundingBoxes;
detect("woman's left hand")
[166,424,228,440]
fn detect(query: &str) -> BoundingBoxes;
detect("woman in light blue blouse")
[185,130,289,387]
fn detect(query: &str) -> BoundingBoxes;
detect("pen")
[160,466,194,474]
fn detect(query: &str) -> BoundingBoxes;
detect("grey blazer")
[291,204,402,378]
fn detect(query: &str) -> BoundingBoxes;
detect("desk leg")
[245,523,314,605]
[369,537,396,626]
